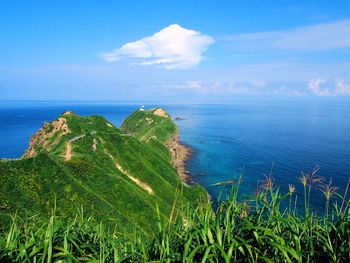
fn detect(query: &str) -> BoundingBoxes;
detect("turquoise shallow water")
[1,99,350,211]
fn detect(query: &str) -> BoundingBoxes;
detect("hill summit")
[0,108,206,233]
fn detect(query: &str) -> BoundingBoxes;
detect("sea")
[1,99,350,212]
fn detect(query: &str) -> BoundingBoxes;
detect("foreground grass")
[1,170,350,262]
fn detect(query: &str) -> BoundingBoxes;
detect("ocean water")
[1,99,350,211]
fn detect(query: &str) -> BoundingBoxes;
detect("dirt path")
[92,139,97,151]
[115,163,155,195]
[65,142,72,161]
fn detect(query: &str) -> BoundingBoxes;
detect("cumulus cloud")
[308,79,350,96]
[101,24,214,70]
[226,19,350,51]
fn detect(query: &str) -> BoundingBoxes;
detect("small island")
[174,116,185,121]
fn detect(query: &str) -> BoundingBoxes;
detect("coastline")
[166,134,194,185]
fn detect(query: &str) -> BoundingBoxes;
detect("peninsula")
[0,108,206,233]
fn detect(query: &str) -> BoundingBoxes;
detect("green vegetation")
[1,172,349,262]
[121,108,177,143]
[0,109,206,235]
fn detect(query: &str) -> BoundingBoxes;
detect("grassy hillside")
[1,176,349,262]
[121,108,177,143]
[0,109,206,235]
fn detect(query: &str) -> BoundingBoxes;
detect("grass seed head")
[300,165,324,187]
[288,184,295,194]
[318,178,338,201]
[260,174,274,191]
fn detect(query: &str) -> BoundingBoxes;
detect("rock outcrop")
[23,117,71,158]
[167,135,193,184]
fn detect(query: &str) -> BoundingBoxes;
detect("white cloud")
[101,24,214,70]
[308,79,331,96]
[174,79,350,97]
[308,79,350,96]
[274,86,307,96]
[226,19,350,51]
[172,80,263,95]
[336,80,350,95]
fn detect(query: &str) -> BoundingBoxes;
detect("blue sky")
[1,0,350,102]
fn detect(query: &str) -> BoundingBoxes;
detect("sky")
[1,0,350,102]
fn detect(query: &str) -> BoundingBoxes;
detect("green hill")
[121,108,176,143]
[0,108,206,234]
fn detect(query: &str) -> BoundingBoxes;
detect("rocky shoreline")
[166,134,194,185]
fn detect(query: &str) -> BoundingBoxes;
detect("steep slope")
[122,108,193,182]
[0,109,206,234]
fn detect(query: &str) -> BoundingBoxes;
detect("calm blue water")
[1,99,350,211]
